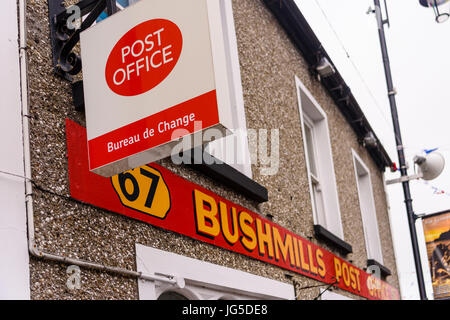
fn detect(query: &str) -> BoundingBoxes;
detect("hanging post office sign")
[80,0,234,177]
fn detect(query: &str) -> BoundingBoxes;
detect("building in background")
[1,0,400,300]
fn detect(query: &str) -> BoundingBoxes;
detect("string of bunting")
[418,148,450,197]
[420,180,450,197]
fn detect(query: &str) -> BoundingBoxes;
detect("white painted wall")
[0,0,30,299]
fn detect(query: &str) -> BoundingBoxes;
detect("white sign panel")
[80,0,234,176]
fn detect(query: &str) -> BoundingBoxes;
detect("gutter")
[18,0,183,290]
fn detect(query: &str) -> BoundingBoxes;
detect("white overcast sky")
[294,0,450,299]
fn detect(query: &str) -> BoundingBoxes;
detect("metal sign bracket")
[48,0,118,81]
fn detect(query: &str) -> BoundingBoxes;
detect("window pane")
[353,154,383,263]
[304,123,318,177]
[312,183,326,227]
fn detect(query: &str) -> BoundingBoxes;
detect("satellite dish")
[414,152,446,181]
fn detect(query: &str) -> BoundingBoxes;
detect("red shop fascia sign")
[66,119,399,300]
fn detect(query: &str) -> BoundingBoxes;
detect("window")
[295,76,344,240]
[303,115,327,227]
[352,150,384,264]
[136,244,295,300]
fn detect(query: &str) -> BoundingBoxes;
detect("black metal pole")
[373,0,427,300]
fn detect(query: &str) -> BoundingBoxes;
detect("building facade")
[1,0,400,300]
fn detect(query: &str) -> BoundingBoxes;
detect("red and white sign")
[80,0,234,177]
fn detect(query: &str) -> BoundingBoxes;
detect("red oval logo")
[105,19,183,96]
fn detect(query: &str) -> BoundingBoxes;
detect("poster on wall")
[422,210,450,300]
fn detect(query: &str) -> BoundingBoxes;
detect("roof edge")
[263,0,393,170]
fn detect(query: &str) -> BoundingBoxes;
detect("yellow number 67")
[111,165,171,219]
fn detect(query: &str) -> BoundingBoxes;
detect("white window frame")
[204,0,252,178]
[351,150,384,264]
[295,76,344,240]
[136,244,295,300]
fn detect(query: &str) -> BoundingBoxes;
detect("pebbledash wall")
[15,0,400,300]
